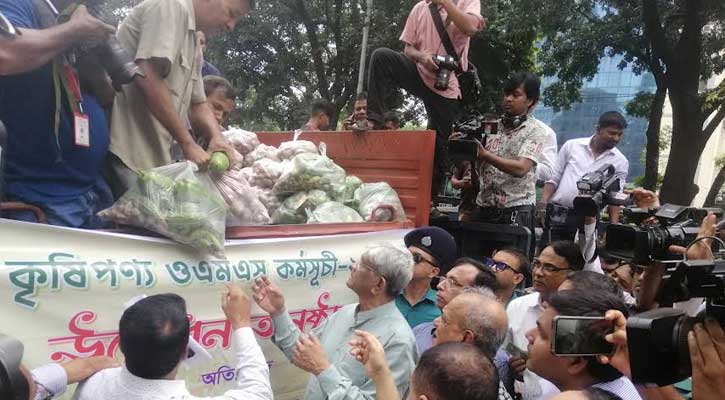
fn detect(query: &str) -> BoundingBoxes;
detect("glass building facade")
[534,56,656,180]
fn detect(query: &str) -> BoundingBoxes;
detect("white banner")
[0,219,410,399]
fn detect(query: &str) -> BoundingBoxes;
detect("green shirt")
[272,301,418,400]
[395,289,441,328]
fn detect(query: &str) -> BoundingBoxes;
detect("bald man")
[433,290,513,400]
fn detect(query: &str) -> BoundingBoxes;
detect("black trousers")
[367,48,460,200]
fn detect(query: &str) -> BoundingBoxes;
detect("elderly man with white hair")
[252,243,418,400]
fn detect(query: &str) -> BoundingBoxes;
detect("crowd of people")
[3,213,725,400]
[2,0,725,400]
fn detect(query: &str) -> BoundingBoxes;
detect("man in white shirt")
[72,286,272,400]
[506,241,585,400]
[525,288,641,400]
[542,111,629,243]
[533,117,558,183]
[0,333,118,400]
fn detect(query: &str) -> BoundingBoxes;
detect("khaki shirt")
[110,0,206,172]
[476,118,548,208]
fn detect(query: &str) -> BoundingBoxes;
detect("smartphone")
[552,316,614,357]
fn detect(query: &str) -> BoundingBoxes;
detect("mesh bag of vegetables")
[277,140,318,160]
[98,161,228,257]
[251,158,286,189]
[243,144,279,168]
[224,128,260,155]
[355,182,407,222]
[306,201,363,224]
[211,168,272,226]
[273,152,346,196]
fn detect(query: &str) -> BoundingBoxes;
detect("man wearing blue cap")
[396,226,457,328]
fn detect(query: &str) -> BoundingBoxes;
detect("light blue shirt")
[272,301,418,400]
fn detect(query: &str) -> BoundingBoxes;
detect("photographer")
[367,0,484,200]
[105,0,247,197]
[525,288,641,399]
[541,111,629,243]
[0,1,118,228]
[468,72,549,242]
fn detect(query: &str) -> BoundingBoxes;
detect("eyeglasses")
[532,258,570,274]
[437,275,466,289]
[484,257,521,274]
[353,261,379,275]
[412,252,439,269]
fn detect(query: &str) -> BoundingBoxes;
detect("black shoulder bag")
[428,3,482,113]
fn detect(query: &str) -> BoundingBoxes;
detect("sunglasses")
[484,257,520,274]
[412,252,439,269]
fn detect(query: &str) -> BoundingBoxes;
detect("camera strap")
[428,4,463,72]
[32,0,85,158]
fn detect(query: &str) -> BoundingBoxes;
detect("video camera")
[605,204,715,265]
[432,54,458,91]
[59,0,143,90]
[627,254,725,386]
[448,113,499,162]
[572,164,632,217]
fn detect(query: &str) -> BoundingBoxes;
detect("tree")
[205,0,420,131]
[529,0,725,205]
[204,0,538,131]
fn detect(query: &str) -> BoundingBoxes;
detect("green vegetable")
[209,152,230,173]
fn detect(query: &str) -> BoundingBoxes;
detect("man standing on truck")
[367,0,484,200]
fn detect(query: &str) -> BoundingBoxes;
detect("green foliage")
[631,173,664,190]
[100,0,538,129]
[626,92,656,119]
[527,0,725,111]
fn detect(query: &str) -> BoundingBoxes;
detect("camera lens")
[435,68,453,91]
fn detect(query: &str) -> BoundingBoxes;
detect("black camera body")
[605,204,709,265]
[627,257,725,386]
[432,54,459,91]
[448,113,499,162]
[64,1,143,90]
[572,164,632,218]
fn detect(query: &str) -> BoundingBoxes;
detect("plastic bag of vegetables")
[332,175,364,207]
[98,161,228,257]
[243,144,279,167]
[271,190,331,224]
[224,128,260,155]
[277,140,318,160]
[306,201,363,224]
[211,168,271,226]
[355,182,407,222]
[251,158,286,189]
[273,153,346,196]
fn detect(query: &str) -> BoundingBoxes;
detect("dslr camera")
[62,0,143,90]
[605,204,716,265]
[572,164,632,217]
[432,54,459,91]
[448,113,499,162]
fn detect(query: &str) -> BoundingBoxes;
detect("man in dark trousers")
[367,0,484,199]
